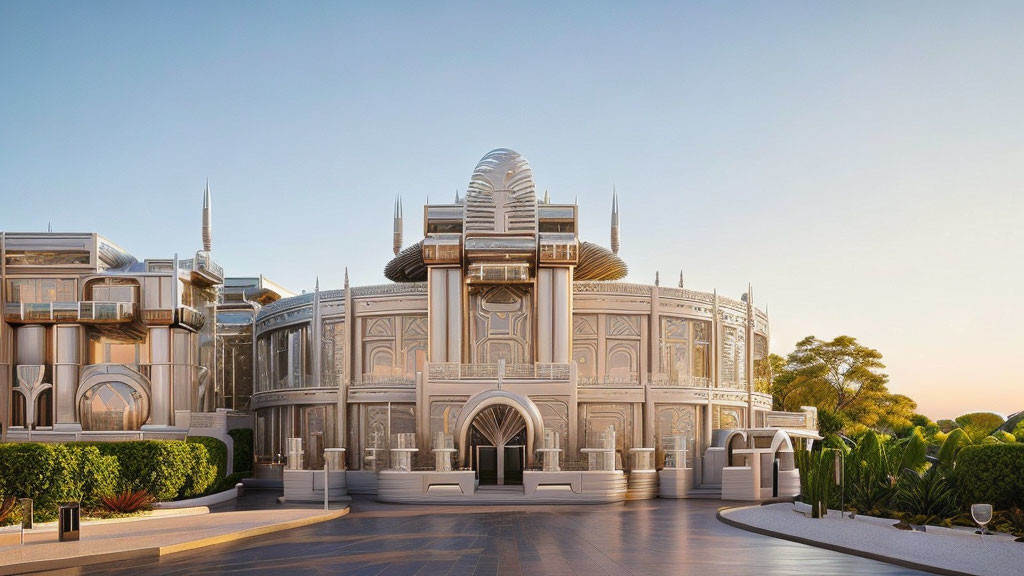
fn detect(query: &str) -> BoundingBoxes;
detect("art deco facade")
[251,149,778,487]
[2,149,807,497]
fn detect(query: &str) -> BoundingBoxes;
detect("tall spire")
[678,270,685,289]
[454,188,461,203]
[543,189,550,204]
[610,186,620,255]
[392,196,403,256]
[344,266,350,289]
[202,180,212,252]
[47,221,52,233]
[655,271,660,287]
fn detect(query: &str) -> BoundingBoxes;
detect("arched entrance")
[454,390,545,485]
[469,405,528,485]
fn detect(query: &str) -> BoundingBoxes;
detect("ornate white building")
[2,149,815,500]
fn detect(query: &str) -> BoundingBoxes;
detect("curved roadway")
[82,492,925,575]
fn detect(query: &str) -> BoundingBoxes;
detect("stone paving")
[0,503,344,575]
[77,492,926,575]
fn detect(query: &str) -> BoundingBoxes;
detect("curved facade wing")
[384,241,427,282]
[575,241,628,281]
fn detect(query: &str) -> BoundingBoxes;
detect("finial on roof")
[543,189,550,204]
[678,270,685,289]
[454,188,461,203]
[344,267,350,288]
[655,271,660,287]
[574,195,578,206]
[47,221,52,233]
[202,180,212,252]
[392,196,403,256]
[315,276,320,292]
[610,186,620,255]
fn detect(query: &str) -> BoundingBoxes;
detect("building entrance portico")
[469,405,528,485]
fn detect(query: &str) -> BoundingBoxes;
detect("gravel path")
[721,503,1024,576]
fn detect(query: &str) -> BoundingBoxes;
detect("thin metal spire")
[678,270,685,289]
[454,188,461,203]
[202,180,212,252]
[610,186,620,255]
[392,196,403,256]
[655,271,660,287]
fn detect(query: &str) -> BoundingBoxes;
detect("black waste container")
[59,502,80,542]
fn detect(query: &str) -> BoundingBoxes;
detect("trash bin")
[59,502,80,542]
[20,498,33,530]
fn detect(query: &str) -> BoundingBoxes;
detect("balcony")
[4,301,136,324]
[179,253,224,287]
[427,362,572,381]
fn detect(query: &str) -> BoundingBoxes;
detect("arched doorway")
[454,390,545,485]
[469,405,528,485]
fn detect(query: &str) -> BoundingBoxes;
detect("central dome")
[465,149,537,234]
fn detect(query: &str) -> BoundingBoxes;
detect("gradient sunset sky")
[2,2,1021,419]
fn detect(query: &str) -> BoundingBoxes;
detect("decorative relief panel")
[469,285,532,364]
[655,404,697,467]
[533,397,569,447]
[606,315,641,337]
[578,403,633,453]
[359,315,427,382]
[660,317,711,381]
[429,399,464,437]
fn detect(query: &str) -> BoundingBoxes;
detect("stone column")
[428,268,462,363]
[53,324,83,430]
[143,326,172,428]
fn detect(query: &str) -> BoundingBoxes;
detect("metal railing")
[426,362,572,381]
[578,373,641,387]
[353,373,416,387]
[647,374,713,388]
[4,301,136,323]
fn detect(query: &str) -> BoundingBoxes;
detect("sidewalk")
[719,503,1024,576]
[0,504,347,575]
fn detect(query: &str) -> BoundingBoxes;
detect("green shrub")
[0,443,118,522]
[228,428,254,475]
[994,431,1017,444]
[180,442,218,498]
[187,436,228,480]
[954,444,1024,511]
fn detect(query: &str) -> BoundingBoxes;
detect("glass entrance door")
[503,445,524,485]
[475,445,498,485]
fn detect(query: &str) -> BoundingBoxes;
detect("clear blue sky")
[2,1,1022,419]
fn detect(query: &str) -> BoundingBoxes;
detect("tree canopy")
[773,335,916,435]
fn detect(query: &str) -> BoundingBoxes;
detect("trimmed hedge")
[0,443,118,522]
[0,440,222,523]
[228,428,254,474]
[188,436,228,481]
[954,443,1024,510]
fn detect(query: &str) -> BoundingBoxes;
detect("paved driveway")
[78,493,925,575]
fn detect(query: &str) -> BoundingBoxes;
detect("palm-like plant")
[893,466,958,525]
[101,489,154,513]
[795,447,835,518]
[841,429,929,516]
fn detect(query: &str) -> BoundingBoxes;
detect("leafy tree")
[1014,421,1024,443]
[954,412,1006,443]
[774,335,913,435]
[936,419,959,433]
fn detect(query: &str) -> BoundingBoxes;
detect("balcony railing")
[179,254,224,286]
[578,373,641,387]
[352,373,417,387]
[648,374,713,388]
[427,362,572,381]
[4,301,136,323]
